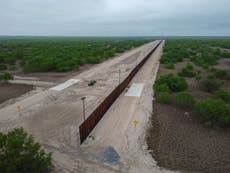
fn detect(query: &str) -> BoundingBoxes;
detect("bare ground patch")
[7,64,93,83]
[214,58,230,71]
[0,83,33,104]
[147,102,230,173]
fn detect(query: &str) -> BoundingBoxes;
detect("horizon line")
[0,35,230,37]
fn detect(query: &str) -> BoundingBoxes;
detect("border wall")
[79,40,162,144]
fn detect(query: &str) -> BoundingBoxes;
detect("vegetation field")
[157,38,230,128]
[0,37,151,73]
[148,38,230,173]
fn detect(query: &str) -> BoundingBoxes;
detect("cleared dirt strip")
[79,41,162,143]
[80,41,175,173]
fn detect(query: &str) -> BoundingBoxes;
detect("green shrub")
[194,99,230,128]
[207,74,216,79]
[195,75,202,81]
[214,69,229,80]
[0,128,53,173]
[212,48,221,56]
[178,64,196,77]
[165,63,175,69]
[156,92,171,103]
[192,54,218,67]
[178,68,196,77]
[199,79,221,92]
[197,70,201,75]
[222,51,230,58]
[154,83,170,93]
[186,63,194,70]
[195,70,202,80]
[155,74,188,92]
[214,89,230,103]
[0,63,7,70]
[202,64,209,69]
[0,73,14,82]
[215,69,227,77]
[191,54,217,67]
[175,91,196,108]
[160,52,184,64]
[209,67,217,73]
[9,65,17,71]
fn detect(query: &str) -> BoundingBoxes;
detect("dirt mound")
[0,83,33,104]
[147,102,230,173]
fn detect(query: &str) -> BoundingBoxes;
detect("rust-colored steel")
[79,41,162,144]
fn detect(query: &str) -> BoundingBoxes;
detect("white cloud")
[0,0,230,36]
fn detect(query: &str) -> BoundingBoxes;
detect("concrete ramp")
[50,79,80,91]
[125,83,144,97]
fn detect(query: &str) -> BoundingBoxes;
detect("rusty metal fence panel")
[79,41,162,143]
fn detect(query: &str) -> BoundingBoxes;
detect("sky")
[0,0,230,36]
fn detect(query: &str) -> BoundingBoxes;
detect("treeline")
[0,37,151,72]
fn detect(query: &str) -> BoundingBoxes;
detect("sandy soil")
[214,58,230,71]
[147,103,230,173]
[0,41,168,173]
[147,55,230,173]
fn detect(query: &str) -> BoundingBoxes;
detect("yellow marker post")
[17,105,21,112]
[133,120,138,131]
[17,105,22,116]
[134,120,138,126]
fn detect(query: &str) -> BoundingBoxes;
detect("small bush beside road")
[165,63,175,69]
[0,73,13,82]
[156,91,171,103]
[0,128,53,173]
[154,74,188,93]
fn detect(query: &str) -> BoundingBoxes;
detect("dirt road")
[0,41,172,173]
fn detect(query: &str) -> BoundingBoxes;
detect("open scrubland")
[0,39,162,173]
[0,37,151,104]
[1,37,230,173]
[148,38,230,173]
[0,37,150,73]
